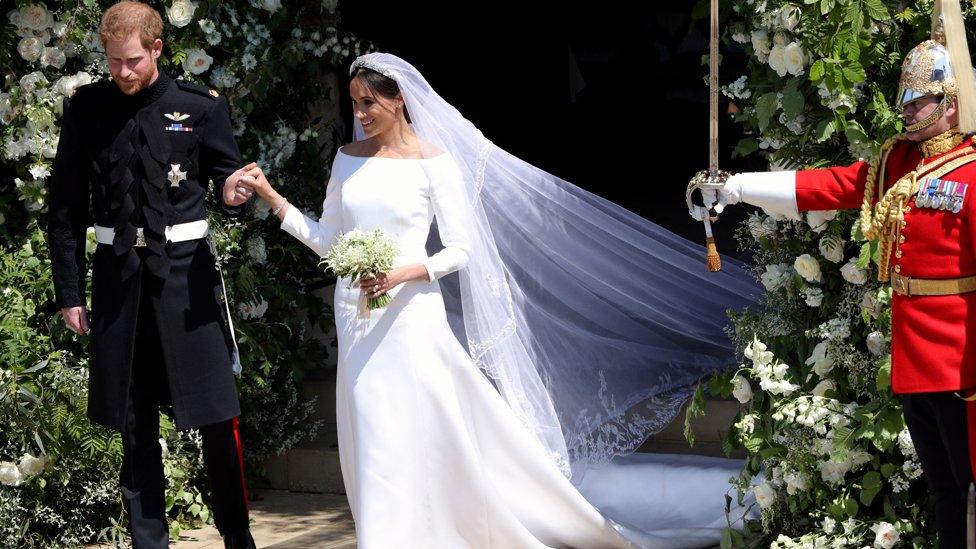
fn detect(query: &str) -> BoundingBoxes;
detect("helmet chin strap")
[904,94,953,133]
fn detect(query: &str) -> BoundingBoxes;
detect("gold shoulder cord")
[859,138,976,282]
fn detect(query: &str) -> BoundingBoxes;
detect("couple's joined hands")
[224,162,275,208]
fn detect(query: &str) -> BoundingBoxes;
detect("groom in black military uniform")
[46,2,256,547]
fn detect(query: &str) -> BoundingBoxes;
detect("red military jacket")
[795,137,976,394]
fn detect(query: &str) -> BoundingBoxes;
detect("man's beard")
[113,67,155,95]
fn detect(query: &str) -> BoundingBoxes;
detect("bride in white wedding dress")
[241,53,758,548]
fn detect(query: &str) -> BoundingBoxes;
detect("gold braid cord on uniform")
[920,127,965,157]
[859,134,976,282]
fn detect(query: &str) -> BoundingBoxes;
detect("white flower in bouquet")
[18,36,43,62]
[794,254,822,283]
[822,516,837,534]
[806,209,837,233]
[166,0,197,28]
[261,0,283,13]
[783,42,806,76]
[0,461,24,486]
[761,263,792,291]
[55,72,93,98]
[183,48,213,75]
[870,522,899,549]
[732,32,749,44]
[28,163,50,181]
[818,456,852,485]
[198,18,216,34]
[768,43,789,77]
[239,297,269,320]
[783,470,808,495]
[20,71,48,94]
[41,46,65,68]
[751,29,771,60]
[246,235,267,264]
[754,480,777,509]
[860,290,883,318]
[824,317,851,340]
[159,437,169,458]
[19,4,54,31]
[806,340,834,377]
[841,260,869,285]
[734,413,757,436]
[744,337,774,365]
[732,375,753,403]
[803,286,823,307]
[86,226,97,256]
[812,379,835,397]
[773,31,790,47]
[747,213,770,240]
[778,4,802,30]
[323,229,399,310]
[17,453,46,476]
[819,234,845,263]
[866,331,888,356]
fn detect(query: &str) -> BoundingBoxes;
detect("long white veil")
[349,53,760,481]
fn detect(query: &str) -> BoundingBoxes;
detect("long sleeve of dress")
[423,156,471,281]
[279,175,342,257]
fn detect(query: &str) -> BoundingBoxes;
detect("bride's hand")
[239,164,276,202]
[360,271,397,299]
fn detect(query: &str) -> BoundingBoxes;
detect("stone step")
[264,447,346,495]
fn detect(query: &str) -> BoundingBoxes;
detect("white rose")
[806,209,836,233]
[866,331,888,356]
[261,0,283,12]
[806,340,834,377]
[753,481,777,509]
[841,260,869,285]
[871,522,899,549]
[783,41,807,76]
[751,29,771,58]
[812,379,835,397]
[166,0,198,28]
[779,4,802,30]
[819,235,845,263]
[19,71,48,94]
[732,375,753,404]
[183,48,213,75]
[768,44,788,77]
[0,461,24,486]
[17,453,45,476]
[794,254,822,283]
[41,46,65,68]
[20,4,54,31]
[17,36,43,62]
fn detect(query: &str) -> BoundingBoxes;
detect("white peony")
[768,43,788,77]
[19,71,48,94]
[0,461,24,486]
[753,481,777,509]
[782,41,806,76]
[183,48,213,75]
[20,4,54,31]
[17,453,46,476]
[866,331,888,356]
[41,46,65,69]
[806,209,837,233]
[751,29,771,59]
[55,72,93,98]
[732,375,753,404]
[871,522,899,549]
[806,340,834,377]
[840,260,869,285]
[17,36,43,62]
[812,379,835,397]
[166,0,197,28]
[794,254,822,283]
[778,4,802,30]
[819,234,845,263]
[261,0,283,12]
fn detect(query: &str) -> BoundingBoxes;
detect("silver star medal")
[168,164,187,187]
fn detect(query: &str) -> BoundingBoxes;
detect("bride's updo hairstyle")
[351,67,412,123]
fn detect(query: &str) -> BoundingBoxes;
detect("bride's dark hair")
[352,67,411,123]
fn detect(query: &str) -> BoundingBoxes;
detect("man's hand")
[61,306,89,335]
[222,162,258,207]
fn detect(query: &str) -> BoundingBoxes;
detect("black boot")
[222,528,256,549]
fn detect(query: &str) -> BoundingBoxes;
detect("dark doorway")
[341,1,763,256]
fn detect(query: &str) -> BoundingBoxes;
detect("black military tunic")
[47,71,246,432]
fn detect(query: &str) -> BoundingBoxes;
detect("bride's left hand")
[360,269,401,298]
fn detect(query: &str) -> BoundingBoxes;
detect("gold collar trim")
[919,128,965,158]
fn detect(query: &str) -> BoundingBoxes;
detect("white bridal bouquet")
[323,228,399,310]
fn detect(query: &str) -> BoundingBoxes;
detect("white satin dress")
[279,149,748,549]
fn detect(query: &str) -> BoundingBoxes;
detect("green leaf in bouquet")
[782,87,805,120]
[875,355,891,393]
[810,59,826,81]
[860,471,882,505]
[756,92,779,133]
[880,463,897,478]
[733,138,760,158]
[813,118,836,142]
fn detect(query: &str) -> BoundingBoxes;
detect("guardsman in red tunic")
[711,1,976,545]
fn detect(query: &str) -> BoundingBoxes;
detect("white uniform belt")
[94,220,209,247]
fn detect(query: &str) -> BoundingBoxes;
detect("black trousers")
[901,392,973,549]
[120,289,250,548]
